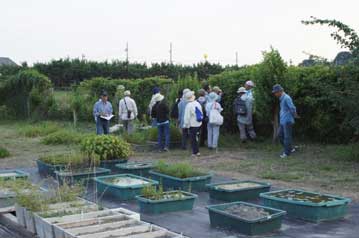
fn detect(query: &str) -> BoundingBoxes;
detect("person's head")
[153,86,160,95]
[185,91,195,102]
[124,90,131,97]
[212,86,222,95]
[203,84,211,93]
[153,93,165,103]
[272,84,284,98]
[197,89,206,97]
[245,80,255,90]
[100,91,108,102]
[207,92,218,102]
[182,88,191,98]
[237,87,246,96]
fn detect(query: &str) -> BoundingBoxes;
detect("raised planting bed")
[55,168,111,185]
[0,169,28,180]
[260,189,351,222]
[207,201,286,236]
[116,162,154,177]
[36,208,139,238]
[206,180,271,202]
[0,189,16,208]
[136,190,197,214]
[149,170,212,192]
[99,159,127,173]
[36,159,65,178]
[54,217,187,238]
[94,174,159,201]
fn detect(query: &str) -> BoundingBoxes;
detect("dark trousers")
[199,120,207,147]
[278,123,293,155]
[96,117,109,135]
[158,123,170,150]
[189,127,200,154]
[181,128,189,149]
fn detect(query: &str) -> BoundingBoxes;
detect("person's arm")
[93,102,99,119]
[286,96,297,117]
[217,102,223,112]
[118,100,123,117]
[133,99,138,118]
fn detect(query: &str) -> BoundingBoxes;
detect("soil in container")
[215,182,261,190]
[225,204,270,221]
[272,190,337,203]
[102,177,150,186]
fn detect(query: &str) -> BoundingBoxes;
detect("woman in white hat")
[233,87,256,142]
[119,90,138,134]
[183,91,203,156]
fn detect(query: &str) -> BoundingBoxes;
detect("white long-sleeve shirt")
[183,100,202,128]
[119,96,138,121]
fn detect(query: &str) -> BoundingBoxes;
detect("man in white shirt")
[183,91,203,157]
[119,90,138,134]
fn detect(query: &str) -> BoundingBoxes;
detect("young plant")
[81,135,133,161]
[0,147,10,158]
[154,160,202,178]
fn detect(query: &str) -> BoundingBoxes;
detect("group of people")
[93,81,298,158]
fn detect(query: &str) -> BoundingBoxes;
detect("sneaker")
[291,146,298,153]
[192,153,201,157]
[163,147,169,152]
[280,153,289,159]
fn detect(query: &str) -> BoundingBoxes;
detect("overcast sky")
[1,0,358,66]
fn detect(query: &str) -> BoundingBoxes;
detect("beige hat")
[212,86,221,92]
[237,87,246,94]
[153,93,165,102]
[245,80,255,87]
[124,90,131,96]
[185,91,195,101]
[183,88,191,95]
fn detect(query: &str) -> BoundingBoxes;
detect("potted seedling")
[0,179,32,209]
[149,161,212,192]
[54,152,110,185]
[36,154,71,178]
[81,135,132,172]
[136,185,197,214]
[115,161,154,177]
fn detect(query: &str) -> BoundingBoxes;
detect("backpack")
[170,99,180,119]
[209,103,224,126]
[195,106,204,122]
[235,97,247,116]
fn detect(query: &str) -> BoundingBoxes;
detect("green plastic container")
[0,169,28,180]
[94,174,158,200]
[99,159,127,173]
[206,180,271,202]
[149,170,212,192]
[207,201,286,236]
[116,162,154,177]
[136,190,197,214]
[55,167,111,185]
[36,159,64,178]
[260,189,351,222]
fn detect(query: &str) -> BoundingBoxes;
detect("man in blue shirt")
[272,84,298,158]
[93,91,113,135]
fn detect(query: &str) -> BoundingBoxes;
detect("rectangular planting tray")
[260,189,351,222]
[99,159,127,173]
[206,180,271,202]
[0,169,28,180]
[207,201,286,236]
[136,190,197,214]
[94,174,159,201]
[36,159,65,178]
[115,162,154,177]
[55,167,111,185]
[149,170,212,192]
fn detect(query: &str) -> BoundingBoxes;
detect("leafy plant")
[0,147,10,158]
[81,135,133,161]
[154,160,202,178]
[41,130,84,145]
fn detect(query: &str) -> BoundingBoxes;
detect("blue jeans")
[207,124,220,148]
[96,117,109,135]
[157,122,170,150]
[278,123,293,155]
[189,127,200,154]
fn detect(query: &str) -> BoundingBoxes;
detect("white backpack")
[209,103,223,126]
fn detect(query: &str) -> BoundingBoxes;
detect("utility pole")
[169,42,173,64]
[235,51,238,66]
[125,42,129,63]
